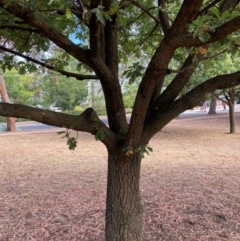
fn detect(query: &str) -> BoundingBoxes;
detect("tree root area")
[0,113,240,240]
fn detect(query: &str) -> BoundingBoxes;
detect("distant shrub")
[63,106,107,116]
[74,105,84,112]
[0,116,6,123]
[95,108,107,116]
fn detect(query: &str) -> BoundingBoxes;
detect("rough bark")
[0,73,16,131]
[105,151,143,241]
[208,96,217,114]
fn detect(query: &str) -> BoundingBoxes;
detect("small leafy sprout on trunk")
[57,129,78,150]
[137,145,153,158]
[122,145,135,156]
[94,128,108,141]
[122,144,153,158]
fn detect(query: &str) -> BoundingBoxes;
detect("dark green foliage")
[95,128,108,141]
[58,129,78,150]
[41,75,88,111]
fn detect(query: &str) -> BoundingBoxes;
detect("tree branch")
[103,0,118,74]
[0,0,93,68]
[126,40,175,146]
[89,0,102,59]
[158,0,171,34]
[147,0,239,120]
[168,0,203,36]
[220,0,240,12]
[0,45,98,80]
[71,0,89,23]
[98,0,128,134]
[150,51,206,113]
[147,1,239,120]
[181,71,240,108]
[143,71,240,141]
[129,24,158,58]
[198,0,222,16]
[175,15,240,47]
[0,103,123,147]
[0,25,39,32]
[126,1,221,145]
[131,1,160,24]
[203,49,226,60]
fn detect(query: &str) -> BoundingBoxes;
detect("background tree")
[199,52,240,130]
[4,69,35,105]
[211,53,240,133]
[0,72,16,131]
[214,87,240,133]
[208,96,217,114]
[40,74,88,111]
[0,1,240,240]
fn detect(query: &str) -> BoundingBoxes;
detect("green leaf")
[211,8,221,19]
[123,62,145,83]
[67,137,77,150]
[198,31,211,43]
[95,129,108,141]
[65,7,73,19]
[57,129,78,150]
[119,1,130,7]
[221,10,231,19]
[218,37,230,46]
[116,12,127,26]
[146,146,153,152]
[95,9,106,25]
[102,12,112,22]
[18,66,27,75]
[107,2,119,15]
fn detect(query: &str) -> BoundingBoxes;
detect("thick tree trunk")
[105,151,143,241]
[208,96,217,114]
[228,100,235,133]
[0,73,16,131]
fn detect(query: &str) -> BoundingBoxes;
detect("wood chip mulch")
[0,112,240,240]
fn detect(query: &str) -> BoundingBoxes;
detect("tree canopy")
[0,1,240,142]
[0,1,240,240]
[3,69,35,105]
[39,74,88,111]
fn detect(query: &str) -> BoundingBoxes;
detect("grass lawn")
[0,112,240,240]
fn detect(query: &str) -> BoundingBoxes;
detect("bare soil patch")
[0,112,240,240]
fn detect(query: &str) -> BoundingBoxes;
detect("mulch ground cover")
[0,112,240,240]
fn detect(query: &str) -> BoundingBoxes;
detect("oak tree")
[0,1,240,240]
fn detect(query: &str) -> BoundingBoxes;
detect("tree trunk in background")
[208,96,217,114]
[228,101,235,133]
[105,151,143,241]
[227,89,236,134]
[0,73,16,131]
